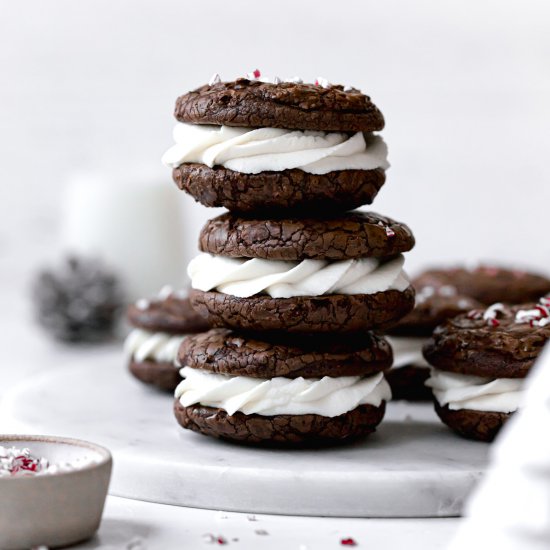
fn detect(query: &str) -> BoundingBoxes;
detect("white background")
[1,0,549,290]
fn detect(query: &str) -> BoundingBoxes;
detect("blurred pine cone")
[32,256,125,343]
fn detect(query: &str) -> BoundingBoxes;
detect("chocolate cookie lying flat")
[199,211,415,261]
[174,402,386,446]
[125,292,209,391]
[423,304,549,378]
[415,265,550,306]
[178,328,392,378]
[173,164,385,214]
[190,287,415,334]
[174,79,385,132]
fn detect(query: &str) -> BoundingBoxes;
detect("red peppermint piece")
[217,537,227,545]
[488,318,500,327]
[536,306,549,318]
[253,69,261,79]
[341,538,357,546]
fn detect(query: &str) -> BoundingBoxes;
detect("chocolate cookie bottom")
[129,360,181,392]
[174,401,386,446]
[173,165,385,214]
[386,365,431,401]
[434,401,511,442]
[189,287,415,334]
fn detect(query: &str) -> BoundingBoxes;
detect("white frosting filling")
[124,328,185,364]
[175,367,391,417]
[425,369,525,413]
[188,253,409,299]
[161,123,389,175]
[386,336,430,369]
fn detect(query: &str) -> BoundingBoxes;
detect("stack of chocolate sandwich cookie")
[124,287,209,391]
[163,73,417,445]
[386,264,550,401]
[424,296,550,442]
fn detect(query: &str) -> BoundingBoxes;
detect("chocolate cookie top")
[389,281,482,336]
[199,211,415,261]
[127,288,210,334]
[415,265,550,306]
[174,78,384,132]
[423,298,550,378]
[178,328,392,379]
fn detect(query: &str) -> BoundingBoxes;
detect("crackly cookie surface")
[172,164,385,214]
[174,401,386,445]
[177,328,392,379]
[189,287,415,334]
[434,402,509,443]
[128,360,182,392]
[127,294,209,334]
[174,78,385,132]
[198,211,415,261]
[423,301,550,378]
[414,266,550,306]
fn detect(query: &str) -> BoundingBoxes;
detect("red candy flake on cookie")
[341,537,358,546]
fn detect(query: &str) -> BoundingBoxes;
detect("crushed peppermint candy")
[0,446,99,477]
[377,220,395,237]
[315,76,330,88]
[482,303,507,326]
[341,537,358,546]
[515,296,550,327]
[209,73,221,86]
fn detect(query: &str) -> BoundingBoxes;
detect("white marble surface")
[76,495,459,550]
[1,350,489,518]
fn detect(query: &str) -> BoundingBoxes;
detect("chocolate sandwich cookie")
[163,76,389,213]
[174,78,384,132]
[188,212,415,333]
[124,288,210,391]
[386,280,482,401]
[423,297,550,441]
[415,265,550,306]
[173,328,392,445]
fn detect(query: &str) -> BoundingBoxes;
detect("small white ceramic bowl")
[0,434,112,550]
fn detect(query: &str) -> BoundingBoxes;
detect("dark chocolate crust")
[174,79,385,132]
[199,211,415,261]
[172,164,386,214]
[174,401,386,445]
[178,328,392,378]
[415,266,550,306]
[434,402,510,442]
[129,360,181,392]
[189,287,415,334]
[385,365,431,401]
[127,295,210,334]
[423,304,550,378]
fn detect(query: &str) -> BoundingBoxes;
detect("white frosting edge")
[188,254,410,299]
[386,336,430,369]
[124,328,185,365]
[175,367,391,417]
[162,123,389,175]
[425,369,524,413]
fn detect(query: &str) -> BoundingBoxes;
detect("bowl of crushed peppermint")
[0,434,112,549]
